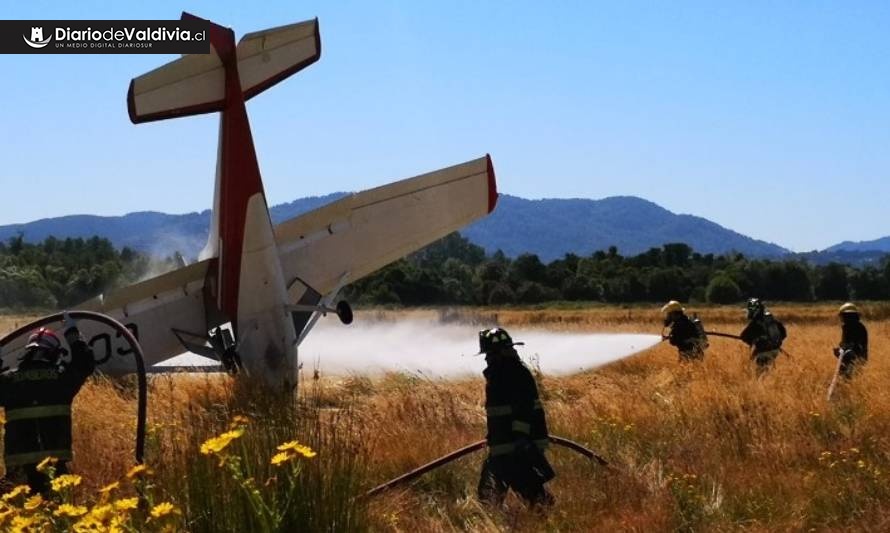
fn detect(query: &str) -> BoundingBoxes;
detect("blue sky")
[2,1,889,252]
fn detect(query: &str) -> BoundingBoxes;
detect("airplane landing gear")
[220,346,242,375]
[209,327,242,376]
[336,301,353,325]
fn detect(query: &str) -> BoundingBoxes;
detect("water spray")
[826,349,848,401]
[299,319,662,377]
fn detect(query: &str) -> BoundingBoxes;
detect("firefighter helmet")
[838,302,859,315]
[23,327,62,363]
[477,327,524,354]
[661,301,684,315]
[746,298,765,320]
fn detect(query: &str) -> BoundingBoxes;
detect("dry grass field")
[1,304,889,531]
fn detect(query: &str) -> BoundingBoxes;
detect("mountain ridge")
[826,236,890,254]
[0,193,808,262]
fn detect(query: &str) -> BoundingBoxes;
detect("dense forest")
[0,235,176,309]
[1,233,890,310]
[344,234,890,306]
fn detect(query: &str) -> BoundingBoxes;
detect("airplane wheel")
[336,301,354,325]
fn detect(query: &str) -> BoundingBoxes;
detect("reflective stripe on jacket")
[0,340,95,467]
[484,354,549,456]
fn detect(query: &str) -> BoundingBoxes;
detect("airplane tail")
[127,13,320,124]
[128,13,321,326]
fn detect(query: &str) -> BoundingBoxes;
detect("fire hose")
[365,435,608,499]
[660,329,744,342]
[661,329,794,359]
[0,311,147,464]
[703,331,743,341]
[704,330,794,359]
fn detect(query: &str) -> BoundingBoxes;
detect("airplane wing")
[275,155,497,334]
[1,261,215,374]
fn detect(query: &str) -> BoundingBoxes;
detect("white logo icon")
[23,27,52,48]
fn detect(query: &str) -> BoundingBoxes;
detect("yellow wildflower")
[108,516,127,533]
[0,509,12,525]
[72,515,103,532]
[35,456,58,474]
[1,485,30,501]
[200,428,244,455]
[10,515,36,530]
[149,501,180,520]
[98,481,120,494]
[126,464,152,479]
[230,415,250,427]
[51,474,83,492]
[23,494,42,511]
[87,503,114,522]
[271,451,295,467]
[114,497,139,511]
[54,503,88,518]
[276,440,317,458]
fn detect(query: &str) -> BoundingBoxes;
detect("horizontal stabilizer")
[238,20,321,100]
[128,16,320,123]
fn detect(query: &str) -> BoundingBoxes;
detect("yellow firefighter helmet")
[661,300,684,315]
[838,302,859,315]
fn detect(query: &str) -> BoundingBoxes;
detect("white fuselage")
[233,193,299,388]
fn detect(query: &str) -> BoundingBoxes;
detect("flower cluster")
[271,440,317,467]
[0,415,318,532]
[817,447,881,478]
[197,416,319,529]
[0,464,181,533]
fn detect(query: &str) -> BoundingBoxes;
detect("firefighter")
[739,298,787,375]
[476,327,555,507]
[0,316,96,493]
[661,301,708,361]
[834,302,868,379]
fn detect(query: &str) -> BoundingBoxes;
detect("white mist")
[298,318,661,378]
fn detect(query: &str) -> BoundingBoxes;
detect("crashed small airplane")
[1,13,497,389]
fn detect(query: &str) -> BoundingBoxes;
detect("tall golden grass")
[3,304,890,531]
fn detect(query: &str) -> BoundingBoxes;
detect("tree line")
[2,233,890,310]
[0,235,175,309]
[344,233,890,306]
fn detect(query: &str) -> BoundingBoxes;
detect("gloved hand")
[62,312,82,345]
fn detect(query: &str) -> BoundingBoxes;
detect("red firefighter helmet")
[23,327,63,362]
